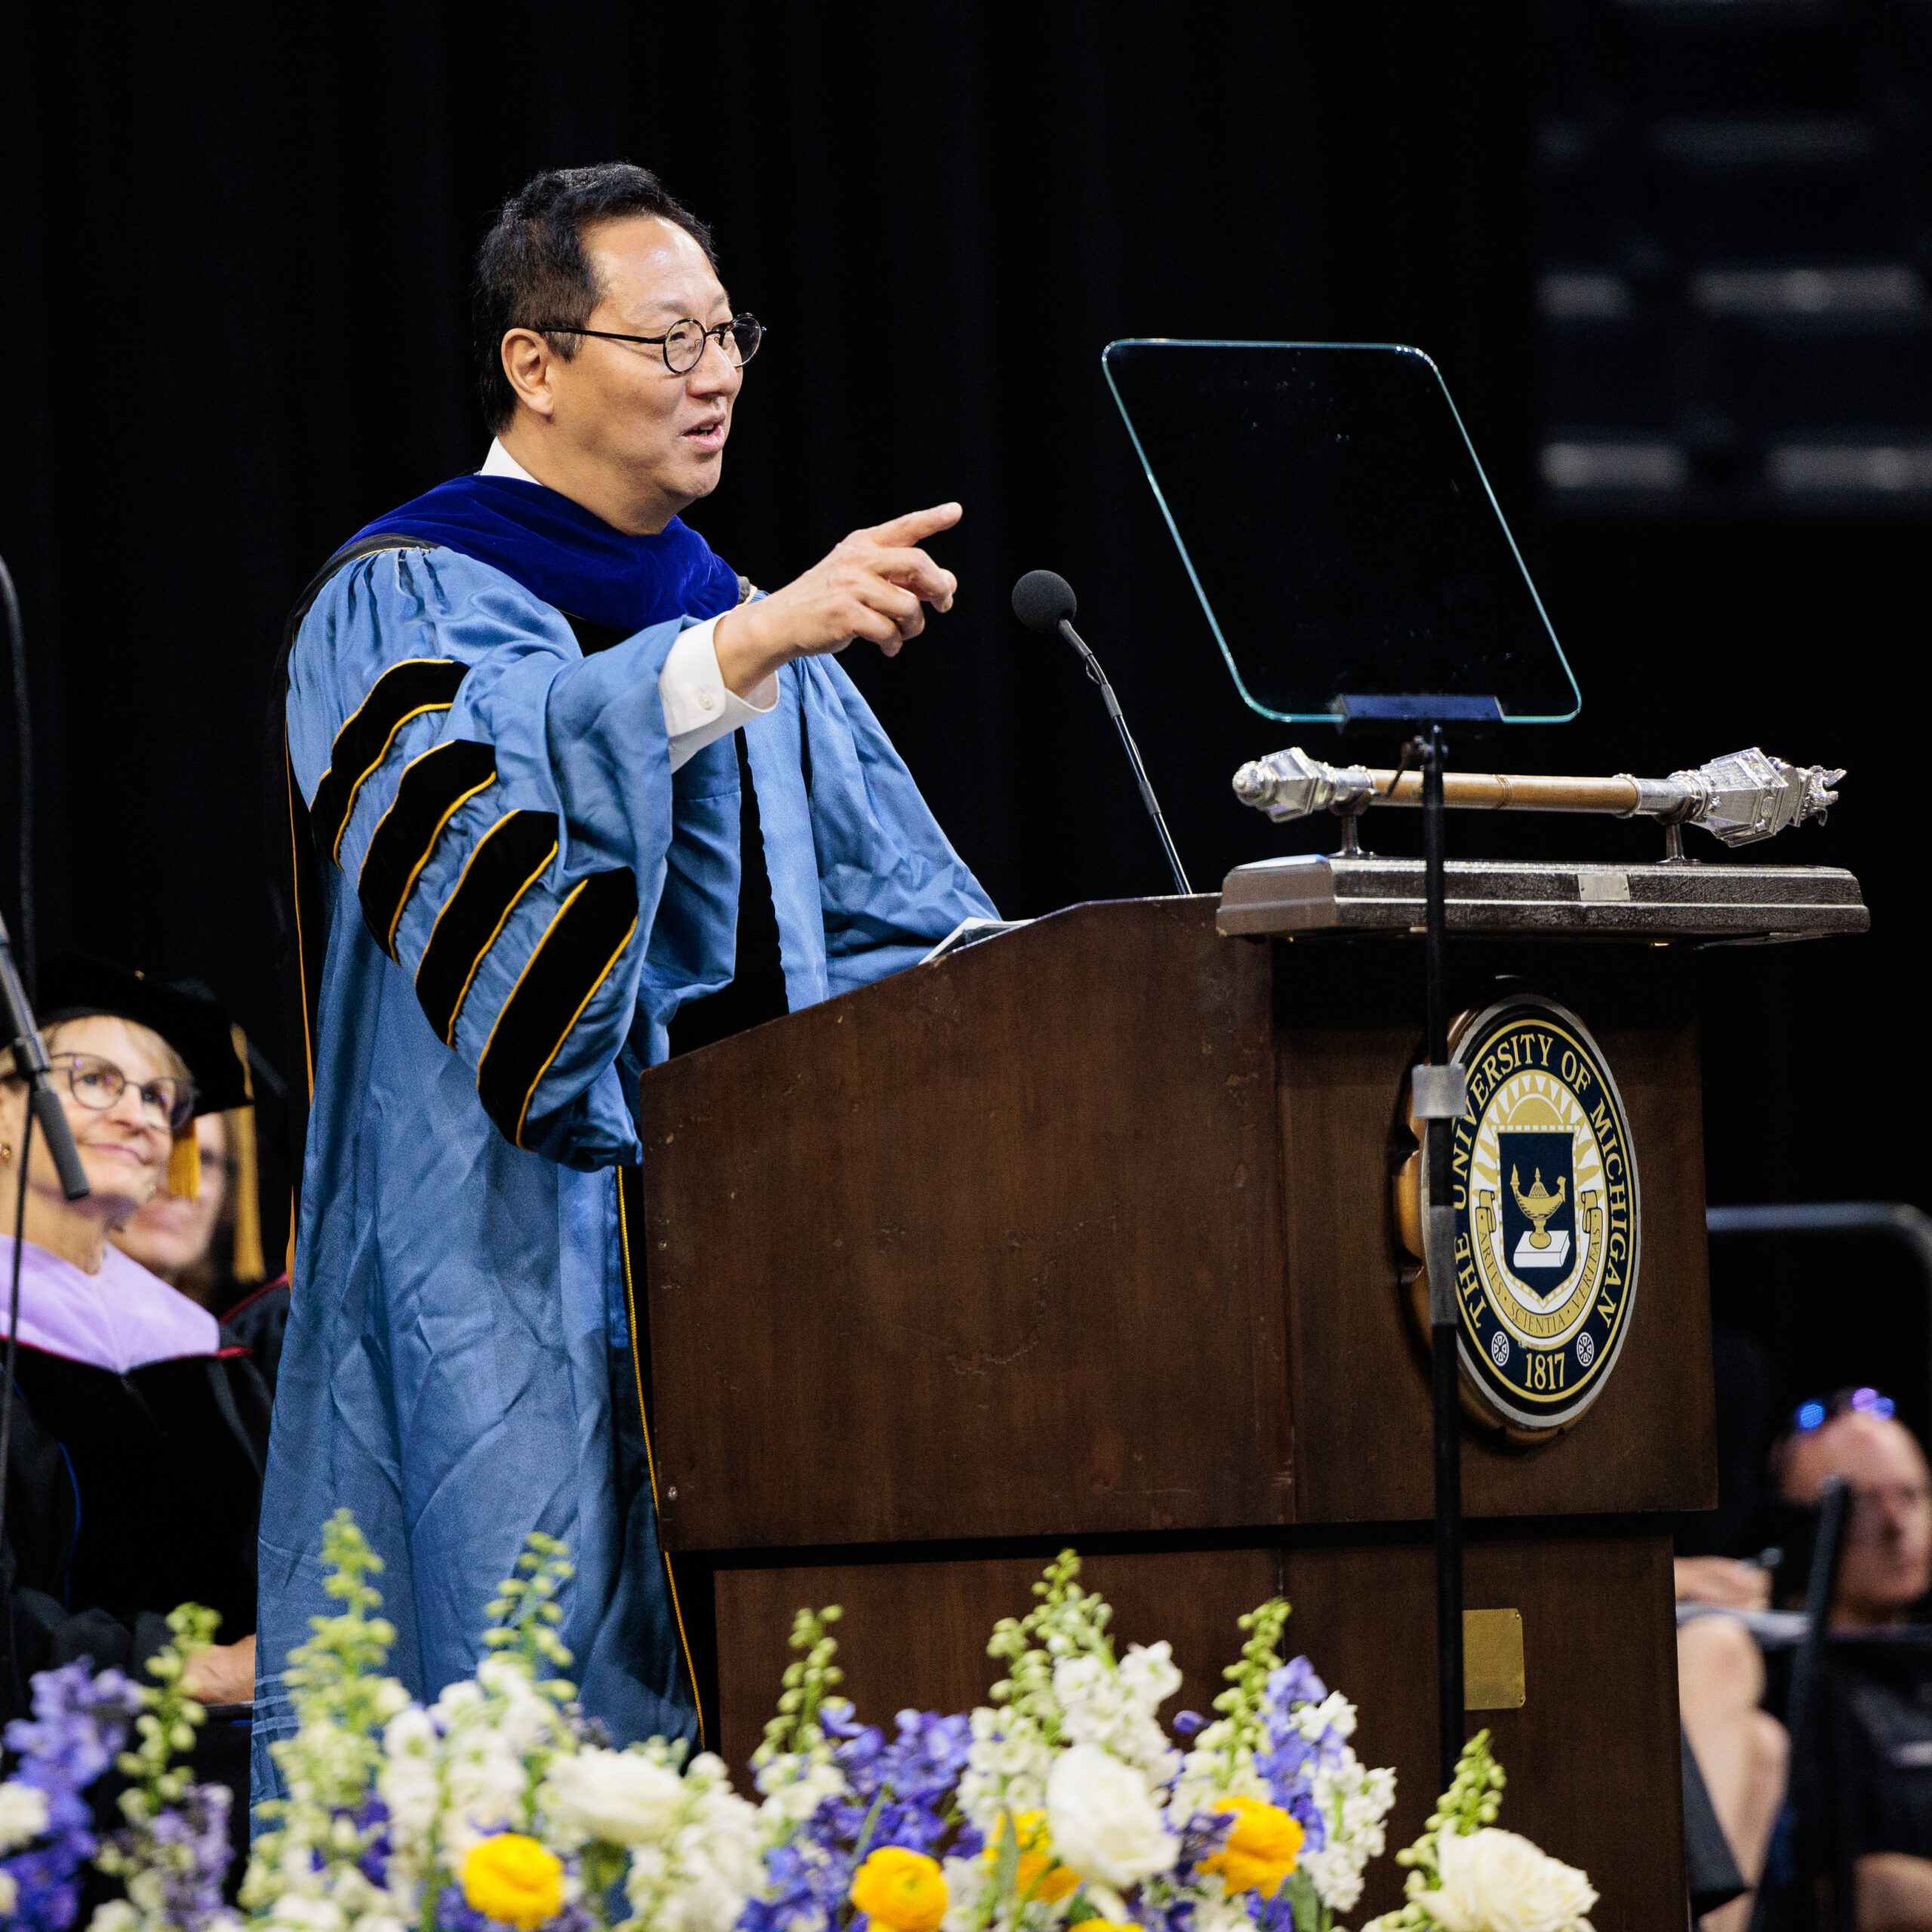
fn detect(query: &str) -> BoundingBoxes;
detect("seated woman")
[0,957,269,1735]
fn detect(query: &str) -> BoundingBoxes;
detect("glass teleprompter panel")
[1103,340,1581,726]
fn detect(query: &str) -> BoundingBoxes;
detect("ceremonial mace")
[1232,743,1843,854]
[1233,738,1842,1790]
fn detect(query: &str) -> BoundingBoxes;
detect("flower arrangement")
[241,1531,1397,1932]
[0,1520,1597,1932]
[0,1606,242,1932]
[1362,1734,1595,1932]
[743,1550,1397,1932]
[241,1514,760,1932]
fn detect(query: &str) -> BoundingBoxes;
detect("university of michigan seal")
[1423,994,1639,1430]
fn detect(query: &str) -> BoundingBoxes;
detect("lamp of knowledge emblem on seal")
[1398,992,1640,1433]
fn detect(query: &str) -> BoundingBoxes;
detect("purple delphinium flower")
[111,1781,233,1932]
[1251,1656,1344,1856]
[352,1792,392,1888]
[1247,1885,1299,1932]
[741,1836,857,1932]
[1130,1893,1198,1932]
[1138,1807,1238,1932]
[1172,1711,1207,1738]
[1270,1660,1325,1712]
[872,1711,971,1809]
[1,1659,143,1932]
[438,1881,488,1932]
[744,1706,977,1932]
[823,1708,973,1856]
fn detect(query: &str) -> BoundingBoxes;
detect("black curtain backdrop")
[0,2,1921,1250]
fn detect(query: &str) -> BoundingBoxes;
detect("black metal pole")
[1422,724,1464,1792]
[1057,618,1192,897]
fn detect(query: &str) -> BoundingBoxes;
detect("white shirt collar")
[480,438,542,487]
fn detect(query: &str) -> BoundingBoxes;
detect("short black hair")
[472,163,718,434]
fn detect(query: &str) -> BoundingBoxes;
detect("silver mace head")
[1668,747,1844,847]
[1231,746,1377,822]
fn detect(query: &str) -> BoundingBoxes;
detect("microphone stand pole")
[0,912,86,1204]
[1056,617,1192,897]
[1414,724,1466,1792]
[0,908,85,1710]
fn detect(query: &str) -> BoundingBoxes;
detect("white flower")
[754,1753,848,1838]
[0,1779,48,1852]
[1189,1899,1256,1932]
[1168,1744,1268,1823]
[375,1706,441,1866]
[620,1753,761,1932]
[1053,1648,1181,1788]
[541,1746,686,1847]
[938,1853,989,1932]
[1118,1644,1183,1718]
[1044,1743,1179,1889]
[958,1705,1055,1833]
[1300,1748,1397,1914]
[1294,1690,1356,1746]
[265,1896,349,1932]
[1420,1827,1597,1932]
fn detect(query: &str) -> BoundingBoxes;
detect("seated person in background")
[1678,1553,1786,1930]
[1774,1389,1932,1932]
[111,1017,291,1389]
[112,1108,232,1303]
[113,1089,266,1312]
[0,958,270,1854]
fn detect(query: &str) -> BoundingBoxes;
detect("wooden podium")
[634,867,1864,1928]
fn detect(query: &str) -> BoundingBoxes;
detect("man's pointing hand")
[712,503,962,697]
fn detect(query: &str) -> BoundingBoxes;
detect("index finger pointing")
[865,502,963,548]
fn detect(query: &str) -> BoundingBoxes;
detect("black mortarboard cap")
[35,955,251,1116]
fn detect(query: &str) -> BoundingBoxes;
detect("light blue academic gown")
[253,546,994,1809]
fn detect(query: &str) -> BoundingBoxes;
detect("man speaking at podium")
[256,163,994,1801]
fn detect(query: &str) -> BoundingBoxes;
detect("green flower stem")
[984,1550,1113,1747]
[1208,1598,1291,1785]
[1383,1730,1507,1929]
[752,1606,844,1771]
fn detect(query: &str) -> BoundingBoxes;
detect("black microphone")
[1012,571,1192,897]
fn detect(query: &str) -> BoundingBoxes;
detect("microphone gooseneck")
[1011,571,1192,897]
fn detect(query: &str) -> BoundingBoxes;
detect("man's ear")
[501,328,557,420]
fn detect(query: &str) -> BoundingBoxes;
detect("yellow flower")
[461,1832,565,1930]
[1198,1795,1303,1899]
[985,1810,1080,1904]
[850,1845,949,1932]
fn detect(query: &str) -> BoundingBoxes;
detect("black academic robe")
[220,1281,292,1397]
[2,1337,272,1887]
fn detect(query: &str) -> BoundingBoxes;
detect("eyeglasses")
[522,313,764,375]
[42,1052,195,1131]
[1793,1386,1897,1432]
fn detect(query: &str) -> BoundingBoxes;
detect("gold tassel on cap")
[168,1123,200,1199]
[227,1023,266,1284]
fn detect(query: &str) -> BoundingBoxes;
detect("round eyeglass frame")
[39,1052,197,1131]
[521,313,764,375]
